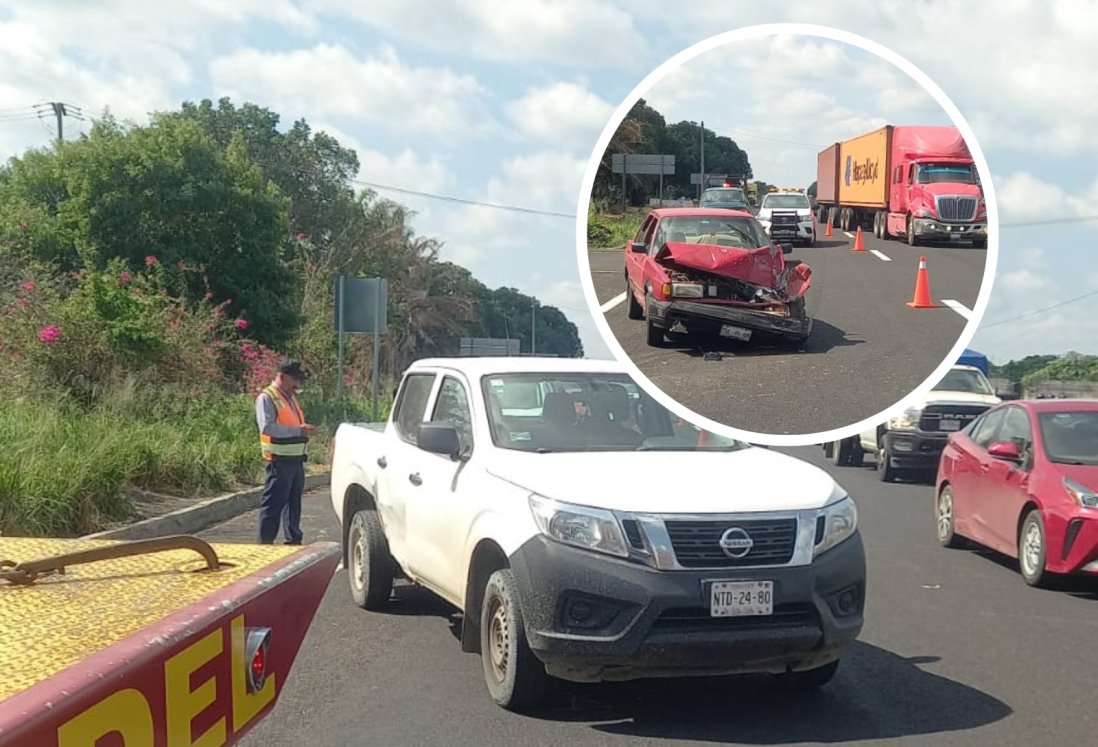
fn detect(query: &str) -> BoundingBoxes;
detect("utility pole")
[530,301,537,356]
[699,120,706,201]
[50,103,68,143]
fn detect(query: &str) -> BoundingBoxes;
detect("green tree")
[0,114,299,348]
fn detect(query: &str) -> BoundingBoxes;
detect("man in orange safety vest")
[255,359,316,544]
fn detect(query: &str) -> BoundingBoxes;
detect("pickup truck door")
[376,371,440,564]
[403,374,479,598]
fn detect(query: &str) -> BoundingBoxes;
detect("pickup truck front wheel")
[480,569,549,711]
[348,509,395,610]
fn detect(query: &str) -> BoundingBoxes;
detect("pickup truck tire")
[480,568,550,711]
[876,442,899,483]
[779,659,840,689]
[348,509,395,610]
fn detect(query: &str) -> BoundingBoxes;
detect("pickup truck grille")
[918,404,990,433]
[652,603,817,634]
[935,195,978,222]
[664,518,798,568]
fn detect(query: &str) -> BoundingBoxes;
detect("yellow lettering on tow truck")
[56,688,154,746]
[165,627,226,747]
[230,615,276,732]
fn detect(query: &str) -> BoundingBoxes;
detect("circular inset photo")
[578,24,997,444]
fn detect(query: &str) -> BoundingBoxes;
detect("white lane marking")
[870,250,892,262]
[843,231,854,238]
[601,292,626,313]
[941,299,972,320]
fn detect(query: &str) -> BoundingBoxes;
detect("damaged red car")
[623,208,813,347]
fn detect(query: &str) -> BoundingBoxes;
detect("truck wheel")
[348,509,395,610]
[831,439,852,466]
[480,569,550,711]
[876,443,898,483]
[626,277,643,320]
[906,217,919,246]
[779,660,840,689]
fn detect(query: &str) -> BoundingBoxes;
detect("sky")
[0,0,1095,366]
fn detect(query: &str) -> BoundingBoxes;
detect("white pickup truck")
[330,356,865,711]
[825,363,1001,482]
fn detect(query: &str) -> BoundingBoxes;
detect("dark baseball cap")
[278,359,309,380]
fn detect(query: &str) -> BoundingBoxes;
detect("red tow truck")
[0,535,338,746]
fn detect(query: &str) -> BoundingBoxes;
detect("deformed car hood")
[655,241,811,299]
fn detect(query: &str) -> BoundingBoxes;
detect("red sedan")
[935,399,1098,586]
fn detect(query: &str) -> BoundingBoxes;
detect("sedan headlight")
[1064,477,1098,508]
[529,495,629,557]
[814,493,858,557]
[889,407,922,430]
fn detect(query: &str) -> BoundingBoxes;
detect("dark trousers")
[258,458,305,545]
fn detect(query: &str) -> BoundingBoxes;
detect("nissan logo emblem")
[719,527,753,558]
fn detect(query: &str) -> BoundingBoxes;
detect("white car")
[757,192,816,246]
[330,356,865,710]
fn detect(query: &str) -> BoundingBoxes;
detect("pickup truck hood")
[909,390,1001,409]
[655,241,811,299]
[486,447,840,514]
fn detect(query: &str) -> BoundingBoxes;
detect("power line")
[980,290,1098,330]
[353,179,574,219]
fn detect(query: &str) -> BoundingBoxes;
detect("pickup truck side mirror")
[630,241,647,253]
[417,422,461,460]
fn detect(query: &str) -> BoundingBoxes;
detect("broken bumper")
[508,533,866,683]
[648,299,811,340]
[912,218,987,242]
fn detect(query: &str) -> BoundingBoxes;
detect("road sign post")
[333,276,389,420]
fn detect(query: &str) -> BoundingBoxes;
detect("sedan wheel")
[1018,510,1051,587]
[936,486,962,548]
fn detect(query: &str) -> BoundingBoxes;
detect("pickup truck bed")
[0,536,339,746]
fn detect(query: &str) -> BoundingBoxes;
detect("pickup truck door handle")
[408,472,422,486]
[377,456,387,469]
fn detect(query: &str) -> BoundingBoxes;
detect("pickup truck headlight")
[1064,477,1098,508]
[528,495,629,558]
[889,407,922,430]
[814,493,858,557]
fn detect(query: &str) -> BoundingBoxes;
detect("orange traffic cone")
[852,225,865,252]
[825,220,833,238]
[906,256,940,309]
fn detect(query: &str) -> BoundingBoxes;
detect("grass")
[0,384,393,538]
[587,205,650,249]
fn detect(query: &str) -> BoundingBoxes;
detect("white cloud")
[506,82,615,145]
[305,0,645,68]
[995,172,1098,223]
[209,45,494,141]
[1000,268,1051,292]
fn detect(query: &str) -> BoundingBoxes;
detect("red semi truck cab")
[0,535,338,747]
[816,125,987,248]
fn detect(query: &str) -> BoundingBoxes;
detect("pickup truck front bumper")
[648,298,811,343]
[912,218,987,243]
[881,430,949,471]
[507,532,865,683]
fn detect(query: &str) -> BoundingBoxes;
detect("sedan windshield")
[481,372,749,453]
[654,215,769,249]
[932,369,993,395]
[762,194,809,209]
[1039,411,1098,465]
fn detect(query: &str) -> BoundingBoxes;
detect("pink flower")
[37,325,61,344]
[145,255,158,266]
[17,298,29,309]
[119,271,132,284]
[234,318,248,331]
[21,281,35,293]
[295,232,308,242]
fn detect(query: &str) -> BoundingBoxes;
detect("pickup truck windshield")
[932,369,993,395]
[701,189,747,205]
[481,373,747,452]
[762,194,809,210]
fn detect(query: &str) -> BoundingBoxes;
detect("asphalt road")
[588,225,987,435]
[201,454,1098,747]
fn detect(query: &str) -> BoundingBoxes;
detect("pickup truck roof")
[1,536,310,701]
[405,356,628,378]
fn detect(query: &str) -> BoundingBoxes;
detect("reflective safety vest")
[260,384,307,461]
